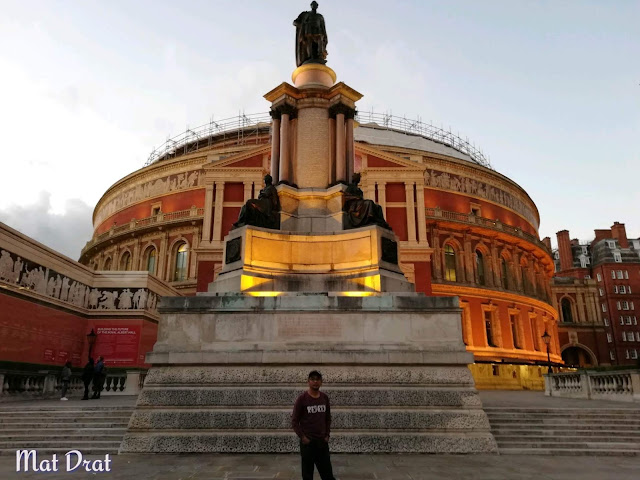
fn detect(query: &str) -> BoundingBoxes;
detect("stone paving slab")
[478,390,640,409]
[2,453,640,479]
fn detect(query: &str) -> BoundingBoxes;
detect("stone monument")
[120,3,497,454]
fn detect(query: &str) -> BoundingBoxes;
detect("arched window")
[501,257,509,289]
[103,257,112,271]
[561,298,574,323]
[444,245,457,282]
[145,248,157,275]
[476,250,485,285]
[174,243,189,281]
[120,251,132,271]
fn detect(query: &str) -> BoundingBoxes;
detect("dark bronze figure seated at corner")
[343,173,391,230]
[232,174,281,230]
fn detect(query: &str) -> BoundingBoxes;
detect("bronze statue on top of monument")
[232,174,281,230]
[293,1,328,67]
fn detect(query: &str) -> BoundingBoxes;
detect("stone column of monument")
[120,3,496,455]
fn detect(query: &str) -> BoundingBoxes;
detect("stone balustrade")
[0,368,147,401]
[425,207,550,255]
[81,207,205,257]
[545,369,640,402]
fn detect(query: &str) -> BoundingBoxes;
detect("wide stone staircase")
[486,407,640,456]
[0,404,134,455]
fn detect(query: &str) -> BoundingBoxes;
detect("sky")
[0,0,638,259]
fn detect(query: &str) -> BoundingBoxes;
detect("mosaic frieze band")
[94,169,204,227]
[0,249,158,312]
[424,169,538,228]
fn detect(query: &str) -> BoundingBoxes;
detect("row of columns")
[268,103,356,186]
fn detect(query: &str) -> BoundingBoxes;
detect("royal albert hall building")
[79,107,561,369]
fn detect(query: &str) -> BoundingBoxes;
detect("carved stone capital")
[272,103,298,119]
[329,103,356,119]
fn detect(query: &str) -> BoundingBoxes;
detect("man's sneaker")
[60,397,68,401]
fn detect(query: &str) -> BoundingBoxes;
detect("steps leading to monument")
[0,406,133,456]
[486,407,640,456]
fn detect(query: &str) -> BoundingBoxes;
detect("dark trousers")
[82,380,91,399]
[60,380,69,398]
[300,438,335,480]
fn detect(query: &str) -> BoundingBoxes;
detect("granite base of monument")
[119,293,497,454]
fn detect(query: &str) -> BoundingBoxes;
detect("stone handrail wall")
[545,370,640,402]
[83,207,205,255]
[0,368,147,402]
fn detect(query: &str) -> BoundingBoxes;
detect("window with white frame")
[617,301,622,310]
[610,350,615,361]
[614,285,618,294]
[600,288,605,296]
[626,349,630,359]
[607,240,616,249]
[607,333,613,343]
[617,270,624,279]
[611,270,616,279]
[631,301,635,310]
[622,301,629,310]
[627,316,633,325]
[602,303,607,312]
[620,285,626,294]
[614,252,622,262]
[634,316,638,325]
[584,275,591,279]
[580,257,587,268]
[632,350,638,360]
[620,316,625,325]
[636,332,640,341]
[624,270,629,279]
[604,317,609,326]
[629,285,632,294]
[597,273,602,282]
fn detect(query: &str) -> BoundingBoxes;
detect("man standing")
[291,371,336,480]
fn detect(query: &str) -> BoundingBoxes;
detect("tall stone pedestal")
[120,294,497,453]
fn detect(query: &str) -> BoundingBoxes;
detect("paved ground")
[1,391,639,479]
[3,452,640,480]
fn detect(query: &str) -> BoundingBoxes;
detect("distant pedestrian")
[60,361,72,401]
[91,356,106,399]
[291,370,336,480]
[81,358,94,400]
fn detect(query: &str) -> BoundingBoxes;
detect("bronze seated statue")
[233,174,281,230]
[343,173,391,230]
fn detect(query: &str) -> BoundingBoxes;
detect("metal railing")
[82,207,205,255]
[144,111,491,169]
[355,111,491,169]
[145,113,272,166]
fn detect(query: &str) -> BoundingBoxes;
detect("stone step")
[498,447,640,456]
[120,430,498,453]
[487,412,640,418]
[0,440,122,449]
[0,416,132,424]
[494,435,640,443]
[2,434,125,441]
[0,422,129,429]
[500,441,640,450]
[137,387,482,407]
[484,407,640,413]
[1,429,126,437]
[0,406,134,411]
[492,428,640,437]
[487,418,640,425]
[127,408,489,431]
[0,448,117,456]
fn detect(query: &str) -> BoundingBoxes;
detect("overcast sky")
[0,0,638,259]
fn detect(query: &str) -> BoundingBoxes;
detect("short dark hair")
[308,370,322,380]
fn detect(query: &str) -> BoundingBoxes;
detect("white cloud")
[0,192,93,260]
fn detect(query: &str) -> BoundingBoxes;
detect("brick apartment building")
[553,222,640,366]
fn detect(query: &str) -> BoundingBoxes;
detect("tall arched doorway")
[561,346,596,367]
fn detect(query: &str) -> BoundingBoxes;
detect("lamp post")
[541,330,552,375]
[87,329,97,361]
